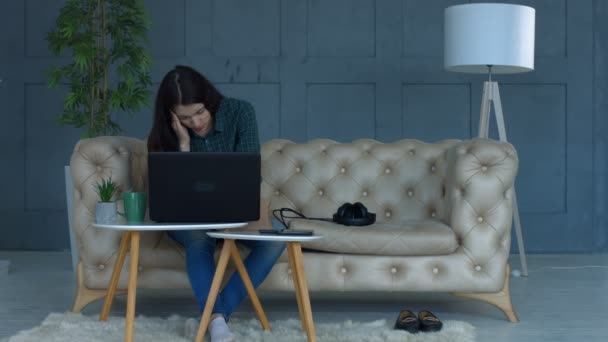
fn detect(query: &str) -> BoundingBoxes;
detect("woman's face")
[171,103,213,137]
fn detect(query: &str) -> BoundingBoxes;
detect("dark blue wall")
[0,0,606,253]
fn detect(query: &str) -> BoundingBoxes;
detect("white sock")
[209,316,234,342]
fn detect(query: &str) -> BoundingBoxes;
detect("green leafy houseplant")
[46,0,153,138]
[94,177,118,202]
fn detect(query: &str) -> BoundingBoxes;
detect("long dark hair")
[147,65,224,152]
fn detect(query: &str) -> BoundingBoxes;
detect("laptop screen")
[147,152,261,223]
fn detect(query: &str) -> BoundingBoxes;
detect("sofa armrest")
[70,136,147,269]
[446,138,519,269]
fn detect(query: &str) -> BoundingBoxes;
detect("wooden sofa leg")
[452,265,519,323]
[72,262,126,313]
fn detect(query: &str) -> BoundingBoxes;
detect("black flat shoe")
[418,310,443,332]
[394,310,420,333]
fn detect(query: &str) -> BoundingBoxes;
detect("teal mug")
[117,192,147,223]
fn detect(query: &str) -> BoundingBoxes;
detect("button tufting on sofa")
[501,235,509,248]
[390,267,398,274]
[98,264,105,270]
[74,188,82,200]
[432,267,439,274]
[475,265,482,272]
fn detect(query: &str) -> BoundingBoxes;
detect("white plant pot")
[95,201,118,224]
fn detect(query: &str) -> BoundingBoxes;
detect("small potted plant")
[94,177,119,224]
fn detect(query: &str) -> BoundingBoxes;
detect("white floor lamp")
[444,3,536,277]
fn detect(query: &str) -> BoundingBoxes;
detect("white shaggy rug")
[3,312,475,342]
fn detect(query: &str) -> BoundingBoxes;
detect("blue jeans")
[168,219,286,320]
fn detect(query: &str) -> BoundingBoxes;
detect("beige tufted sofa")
[70,136,519,322]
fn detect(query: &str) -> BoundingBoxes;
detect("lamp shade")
[444,3,535,74]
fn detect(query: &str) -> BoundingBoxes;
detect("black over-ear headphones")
[332,202,376,226]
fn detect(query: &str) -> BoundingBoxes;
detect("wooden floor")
[1,252,607,341]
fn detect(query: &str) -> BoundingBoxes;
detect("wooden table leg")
[290,242,316,342]
[287,242,307,331]
[100,232,131,321]
[195,239,232,342]
[229,240,271,331]
[125,231,140,342]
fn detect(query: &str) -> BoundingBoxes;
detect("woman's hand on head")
[171,113,190,151]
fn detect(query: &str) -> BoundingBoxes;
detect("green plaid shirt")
[189,98,260,153]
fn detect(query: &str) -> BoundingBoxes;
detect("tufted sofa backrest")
[260,139,461,224]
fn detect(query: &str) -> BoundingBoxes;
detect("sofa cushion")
[289,218,459,256]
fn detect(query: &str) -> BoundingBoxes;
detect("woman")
[147,65,285,342]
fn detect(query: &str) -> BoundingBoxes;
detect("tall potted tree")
[46,0,153,270]
[47,0,153,137]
